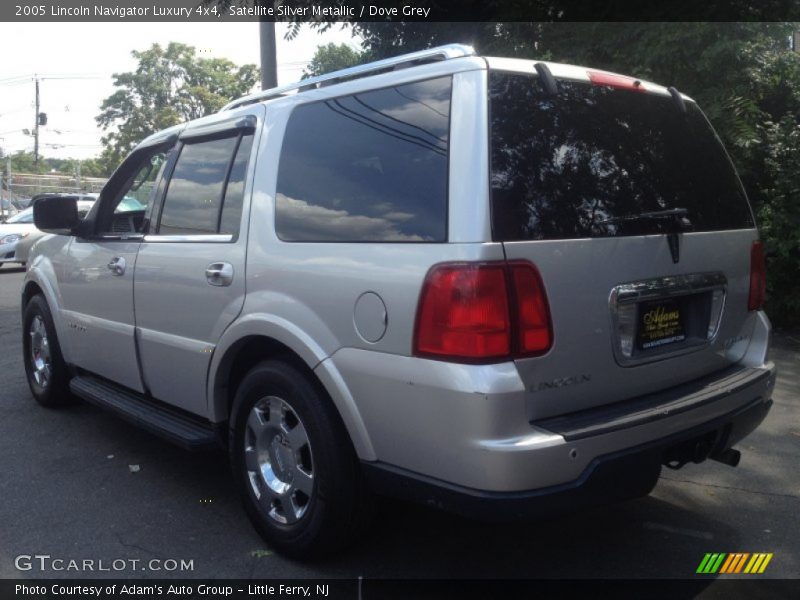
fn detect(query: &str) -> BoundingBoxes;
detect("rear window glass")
[490,72,754,241]
[275,76,451,242]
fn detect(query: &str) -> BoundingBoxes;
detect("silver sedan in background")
[1,199,95,268]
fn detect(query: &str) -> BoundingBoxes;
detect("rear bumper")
[331,342,776,492]
[363,394,773,520]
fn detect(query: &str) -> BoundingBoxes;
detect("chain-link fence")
[0,171,108,220]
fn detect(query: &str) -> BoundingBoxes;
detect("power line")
[0,107,34,117]
[42,142,102,148]
[0,76,32,84]
[0,74,110,86]
[0,80,34,88]
[39,75,108,81]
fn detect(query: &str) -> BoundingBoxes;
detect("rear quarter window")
[275,76,452,242]
[489,72,754,241]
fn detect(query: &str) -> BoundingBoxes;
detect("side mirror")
[33,196,80,235]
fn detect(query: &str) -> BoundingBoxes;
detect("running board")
[69,375,217,451]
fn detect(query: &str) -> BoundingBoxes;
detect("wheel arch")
[22,265,61,315]
[21,280,44,312]
[209,317,376,460]
[21,268,73,365]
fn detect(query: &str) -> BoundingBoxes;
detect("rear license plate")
[636,298,686,350]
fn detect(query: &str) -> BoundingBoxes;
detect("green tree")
[97,42,258,169]
[7,151,48,174]
[53,157,110,178]
[76,158,108,178]
[303,42,366,79]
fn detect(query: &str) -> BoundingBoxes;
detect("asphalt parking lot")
[0,265,798,581]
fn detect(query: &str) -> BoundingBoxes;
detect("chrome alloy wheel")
[244,396,315,525]
[29,315,52,388]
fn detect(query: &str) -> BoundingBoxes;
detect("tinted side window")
[158,136,238,236]
[275,76,451,242]
[124,152,168,209]
[219,134,253,235]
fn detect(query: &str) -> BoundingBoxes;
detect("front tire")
[230,360,372,558]
[22,294,72,407]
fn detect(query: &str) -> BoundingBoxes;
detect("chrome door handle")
[107,256,126,276]
[205,262,234,287]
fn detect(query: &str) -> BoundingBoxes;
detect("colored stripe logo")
[696,553,773,574]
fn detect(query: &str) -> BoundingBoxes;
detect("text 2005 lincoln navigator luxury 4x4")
[22,45,775,557]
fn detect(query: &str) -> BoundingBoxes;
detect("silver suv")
[22,45,776,557]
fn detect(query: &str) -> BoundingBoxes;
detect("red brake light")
[414,264,511,361]
[587,70,645,92]
[414,261,552,362]
[509,262,552,355]
[748,240,766,311]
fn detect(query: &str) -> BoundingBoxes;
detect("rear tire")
[230,360,372,558]
[22,294,73,407]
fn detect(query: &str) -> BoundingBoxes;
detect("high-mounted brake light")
[414,261,552,363]
[588,70,645,92]
[748,240,766,311]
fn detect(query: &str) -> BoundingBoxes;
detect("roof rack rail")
[220,43,476,112]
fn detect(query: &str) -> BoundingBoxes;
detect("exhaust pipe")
[663,430,734,470]
[710,448,741,468]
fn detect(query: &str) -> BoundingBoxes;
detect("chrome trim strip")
[609,272,728,367]
[143,234,233,243]
[92,234,145,242]
[612,272,727,304]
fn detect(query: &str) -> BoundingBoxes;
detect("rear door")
[133,108,262,416]
[488,69,759,420]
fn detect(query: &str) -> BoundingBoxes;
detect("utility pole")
[34,76,40,169]
[259,22,278,90]
[0,151,6,221]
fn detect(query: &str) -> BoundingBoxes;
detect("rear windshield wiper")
[598,207,693,231]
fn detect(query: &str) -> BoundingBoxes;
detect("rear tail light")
[748,240,766,311]
[414,261,552,363]
[509,263,552,355]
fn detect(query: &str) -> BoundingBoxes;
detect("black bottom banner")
[2,579,797,600]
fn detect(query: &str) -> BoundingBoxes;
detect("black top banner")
[3,0,800,22]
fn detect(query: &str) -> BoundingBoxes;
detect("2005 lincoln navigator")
[22,45,775,557]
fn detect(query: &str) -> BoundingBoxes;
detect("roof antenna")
[534,62,558,95]
[667,87,687,114]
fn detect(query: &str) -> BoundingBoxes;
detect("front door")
[56,142,174,392]
[134,108,261,415]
